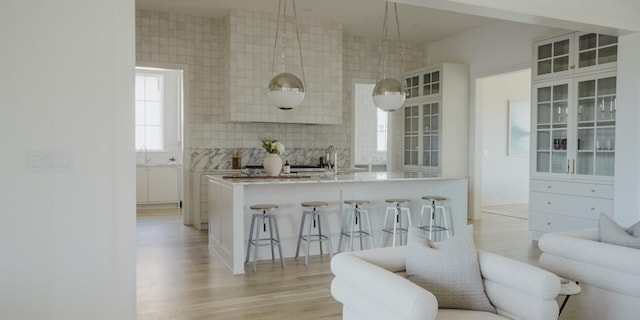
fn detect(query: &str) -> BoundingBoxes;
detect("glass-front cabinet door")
[534,34,573,80]
[403,101,441,170]
[575,73,616,177]
[534,80,570,175]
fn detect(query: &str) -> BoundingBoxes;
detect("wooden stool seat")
[344,200,370,206]
[385,198,411,205]
[250,204,279,211]
[301,201,328,208]
[421,196,447,202]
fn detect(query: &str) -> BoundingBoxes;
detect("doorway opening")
[475,69,531,220]
[134,66,186,221]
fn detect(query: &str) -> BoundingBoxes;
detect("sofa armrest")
[479,250,560,320]
[331,248,438,320]
[539,230,640,276]
[539,230,640,298]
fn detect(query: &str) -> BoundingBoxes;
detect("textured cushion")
[599,213,640,249]
[405,225,496,313]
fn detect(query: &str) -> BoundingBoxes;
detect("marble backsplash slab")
[191,148,350,171]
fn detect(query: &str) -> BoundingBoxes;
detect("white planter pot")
[263,154,282,176]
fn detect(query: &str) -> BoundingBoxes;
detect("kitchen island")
[208,172,468,274]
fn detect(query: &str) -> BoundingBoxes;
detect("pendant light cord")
[376,1,405,82]
[270,0,307,89]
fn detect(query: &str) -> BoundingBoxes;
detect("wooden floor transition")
[136,210,540,319]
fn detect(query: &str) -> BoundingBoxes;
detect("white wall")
[614,33,640,226]
[478,69,531,205]
[0,0,136,319]
[425,20,558,218]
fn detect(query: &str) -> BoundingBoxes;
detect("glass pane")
[577,128,595,150]
[599,34,618,46]
[145,126,163,150]
[145,101,162,125]
[538,103,551,124]
[431,135,439,151]
[423,73,431,83]
[538,87,551,102]
[410,136,418,150]
[432,71,440,82]
[411,88,419,98]
[554,39,570,55]
[553,84,568,100]
[578,51,596,68]
[423,152,430,166]
[145,76,162,101]
[431,115,440,131]
[538,61,552,75]
[411,105,419,116]
[431,152,439,167]
[410,151,418,165]
[551,152,568,173]
[431,103,440,114]
[422,104,431,116]
[135,101,145,125]
[598,77,616,95]
[423,135,431,150]
[411,76,419,86]
[538,43,552,59]
[537,131,551,150]
[553,56,569,72]
[597,97,616,121]
[578,80,595,98]
[423,85,431,96]
[431,83,440,94]
[595,153,615,176]
[411,117,418,133]
[552,130,567,150]
[552,102,568,124]
[598,46,617,64]
[135,75,146,100]
[404,137,411,150]
[404,151,411,165]
[537,152,550,173]
[578,99,595,122]
[579,33,597,50]
[576,153,594,175]
[596,128,615,151]
[135,126,145,149]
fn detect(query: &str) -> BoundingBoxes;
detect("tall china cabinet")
[529,32,618,239]
[402,63,469,177]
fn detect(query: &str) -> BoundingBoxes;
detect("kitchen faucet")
[326,146,337,175]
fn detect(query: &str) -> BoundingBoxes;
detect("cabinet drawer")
[530,211,597,234]
[530,179,613,198]
[530,192,612,220]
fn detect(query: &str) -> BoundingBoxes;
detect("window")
[135,73,164,151]
[376,109,387,152]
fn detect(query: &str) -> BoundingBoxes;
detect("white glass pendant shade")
[372,78,406,111]
[267,72,306,110]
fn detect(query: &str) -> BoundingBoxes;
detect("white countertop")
[208,171,466,185]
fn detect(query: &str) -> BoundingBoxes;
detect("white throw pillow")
[405,225,496,313]
[599,213,640,249]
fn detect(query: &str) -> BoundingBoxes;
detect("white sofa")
[539,229,640,320]
[330,246,560,320]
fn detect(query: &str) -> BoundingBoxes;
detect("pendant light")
[267,0,307,110]
[372,1,406,112]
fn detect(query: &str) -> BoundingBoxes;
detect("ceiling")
[135,0,497,44]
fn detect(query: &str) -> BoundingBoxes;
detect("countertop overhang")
[208,171,467,185]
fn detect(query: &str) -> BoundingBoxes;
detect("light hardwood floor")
[137,210,539,319]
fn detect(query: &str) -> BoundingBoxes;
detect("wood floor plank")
[136,211,537,319]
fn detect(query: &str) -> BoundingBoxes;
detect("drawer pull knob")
[591,189,596,192]
[547,185,552,189]
[547,222,551,225]
[547,202,551,205]
[591,207,595,211]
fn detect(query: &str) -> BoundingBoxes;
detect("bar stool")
[295,201,334,265]
[419,196,452,241]
[245,204,285,272]
[380,198,412,247]
[338,200,374,252]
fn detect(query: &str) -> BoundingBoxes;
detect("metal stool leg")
[305,211,313,265]
[363,209,375,248]
[245,214,257,264]
[270,215,285,268]
[267,214,275,261]
[252,213,261,272]
[295,211,307,260]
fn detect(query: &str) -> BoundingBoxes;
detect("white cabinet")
[529,178,613,238]
[529,32,618,237]
[402,63,469,176]
[136,166,180,205]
